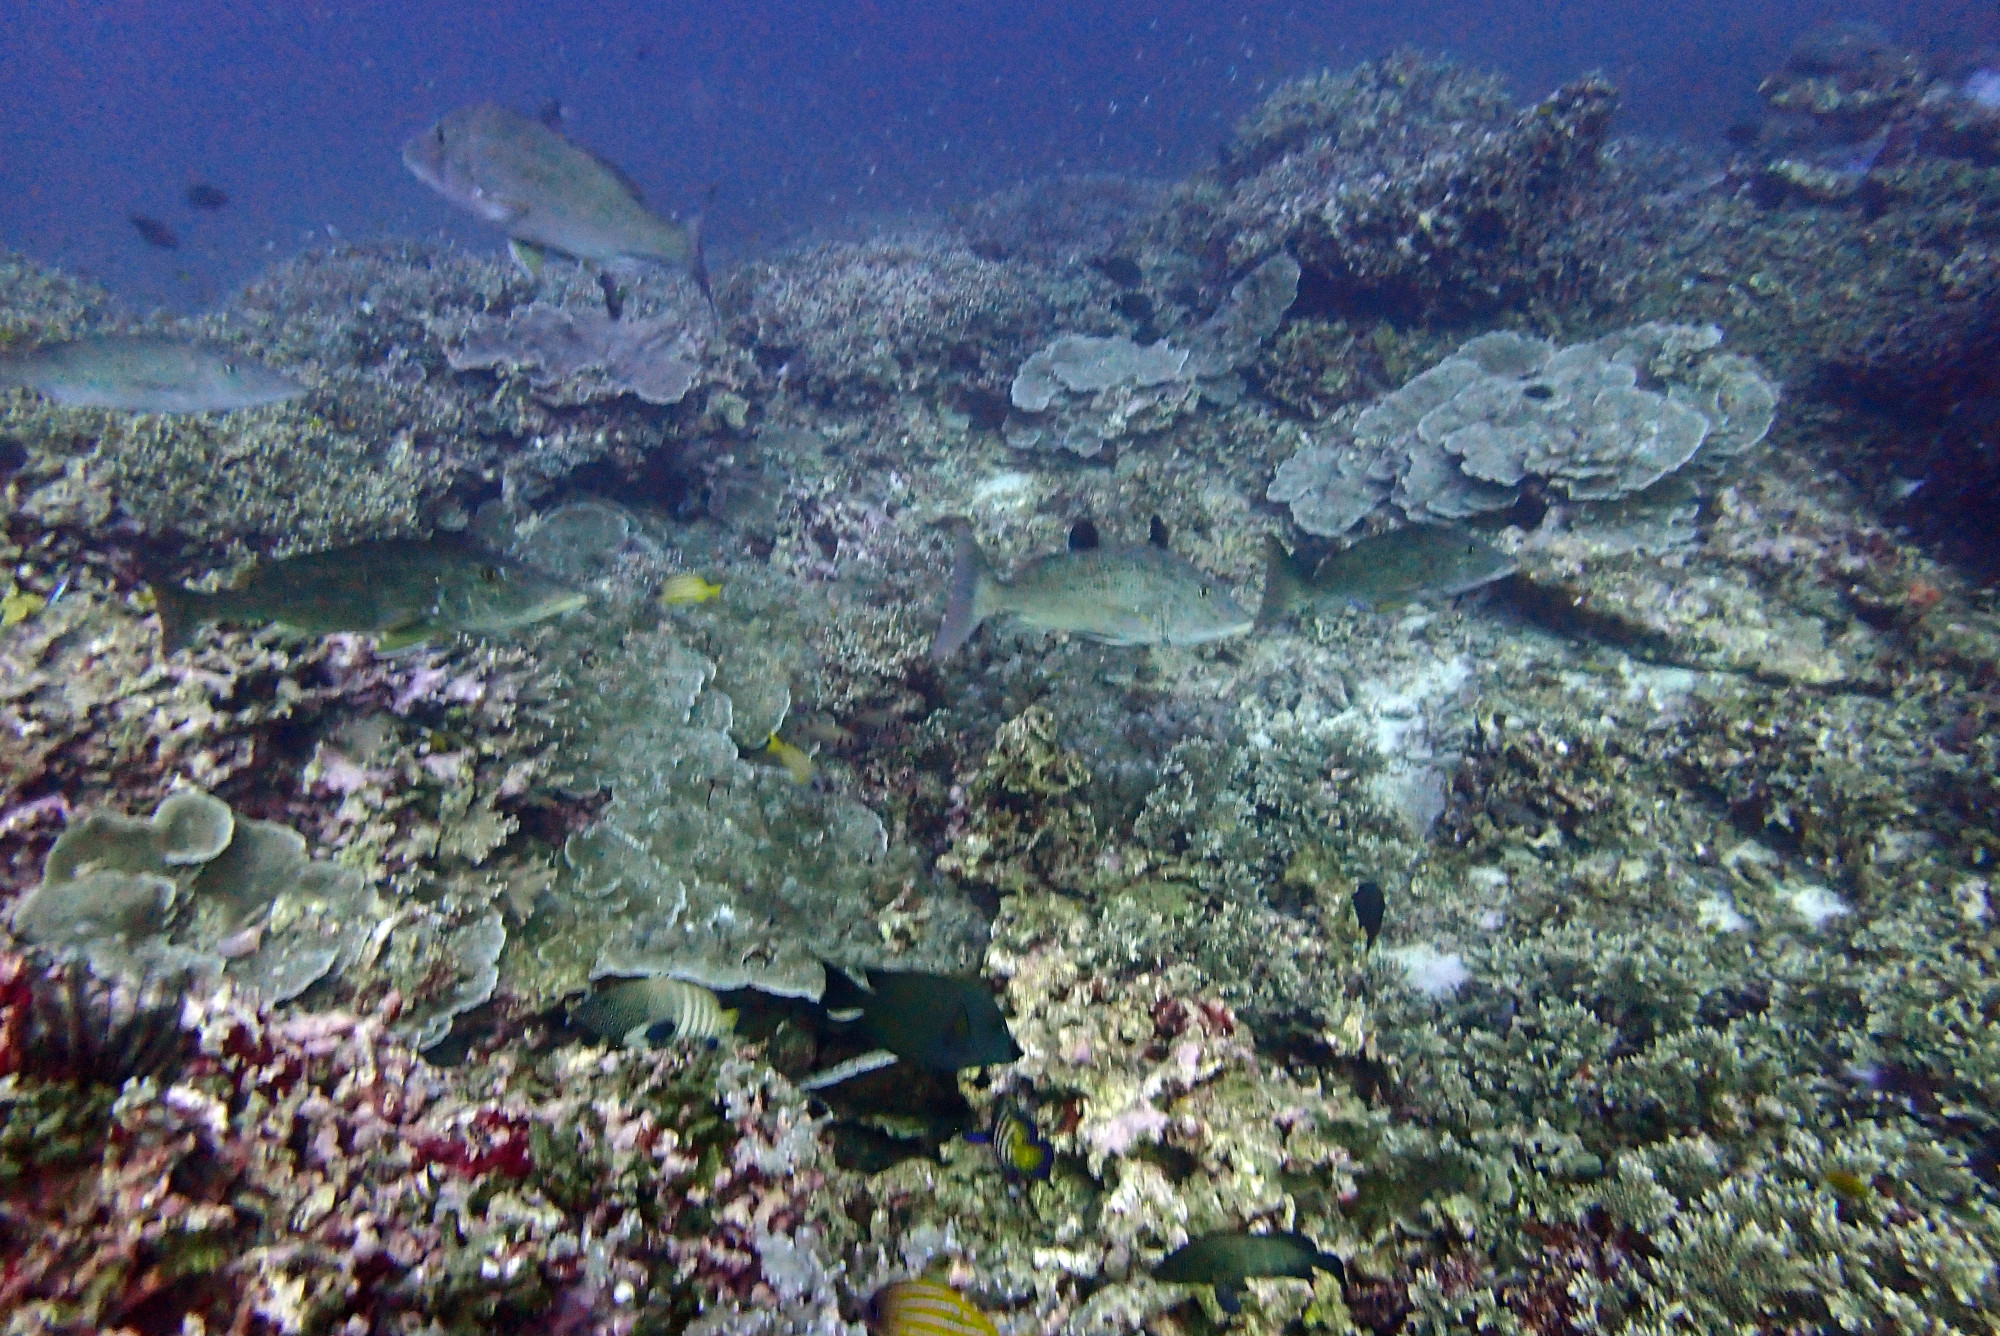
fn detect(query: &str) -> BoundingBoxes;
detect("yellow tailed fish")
[659,572,723,606]
[868,1279,998,1336]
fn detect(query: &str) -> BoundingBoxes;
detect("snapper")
[931,516,1252,660]
[0,335,303,414]
[401,102,711,312]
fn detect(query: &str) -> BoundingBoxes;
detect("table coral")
[1269,323,1776,538]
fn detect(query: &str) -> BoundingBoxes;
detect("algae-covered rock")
[1182,252,1301,378]
[39,790,235,885]
[394,910,506,1050]
[11,869,176,949]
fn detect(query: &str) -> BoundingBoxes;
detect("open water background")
[2,0,1992,312]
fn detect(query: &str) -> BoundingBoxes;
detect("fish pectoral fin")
[508,238,548,276]
[375,619,436,653]
[477,194,531,225]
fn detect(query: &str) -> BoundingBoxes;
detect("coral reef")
[1144,53,1618,322]
[546,602,987,1001]
[13,788,375,1004]
[6,33,2000,1336]
[0,949,856,1334]
[1004,254,1299,457]
[935,705,1098,899]
[1269,322,1776,537]
[448,306,704,406]
[2,243,744,553]
[949,175,1169,269]
[725,235,1075,408]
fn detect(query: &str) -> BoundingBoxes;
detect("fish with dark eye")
[748,732,814,784]
[968,1103,1052,1180]
[148,536,586,653]
[868,1279,997,1336]
[823,967,1022,1072]
[658,572,722,606]
[569,976,736,1047]
[401,101,710,313]
[0,335,304,414]
[932,515,1251,659]
[1152,1230,1346,1314]
[128,213,179,248]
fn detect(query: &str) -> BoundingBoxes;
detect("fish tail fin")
[148,574,207,654]
[689,183,718,324]
[931,519,991,661]
[819,963,872,1013]
[1256,535,1302,630]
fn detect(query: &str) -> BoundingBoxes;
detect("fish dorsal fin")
[1149,515,1170,549]
[534,110,651,205]
[1068,519,1100,552]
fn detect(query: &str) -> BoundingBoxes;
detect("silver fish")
[150,536,586,653]
[402,103,693,274]
[933,517,1252,660]
[0,335,303,414]
[1257,525,1517,628]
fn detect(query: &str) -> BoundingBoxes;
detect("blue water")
[1,0,1990,312]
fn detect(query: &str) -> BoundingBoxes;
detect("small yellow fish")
[659,573,722,606]
[1,586,46,627]
[1824,1169,1874,1201]
[762,732,814,783]
[869,1280,998,1336]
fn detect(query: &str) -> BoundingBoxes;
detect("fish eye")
[1200,585,1210,598]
